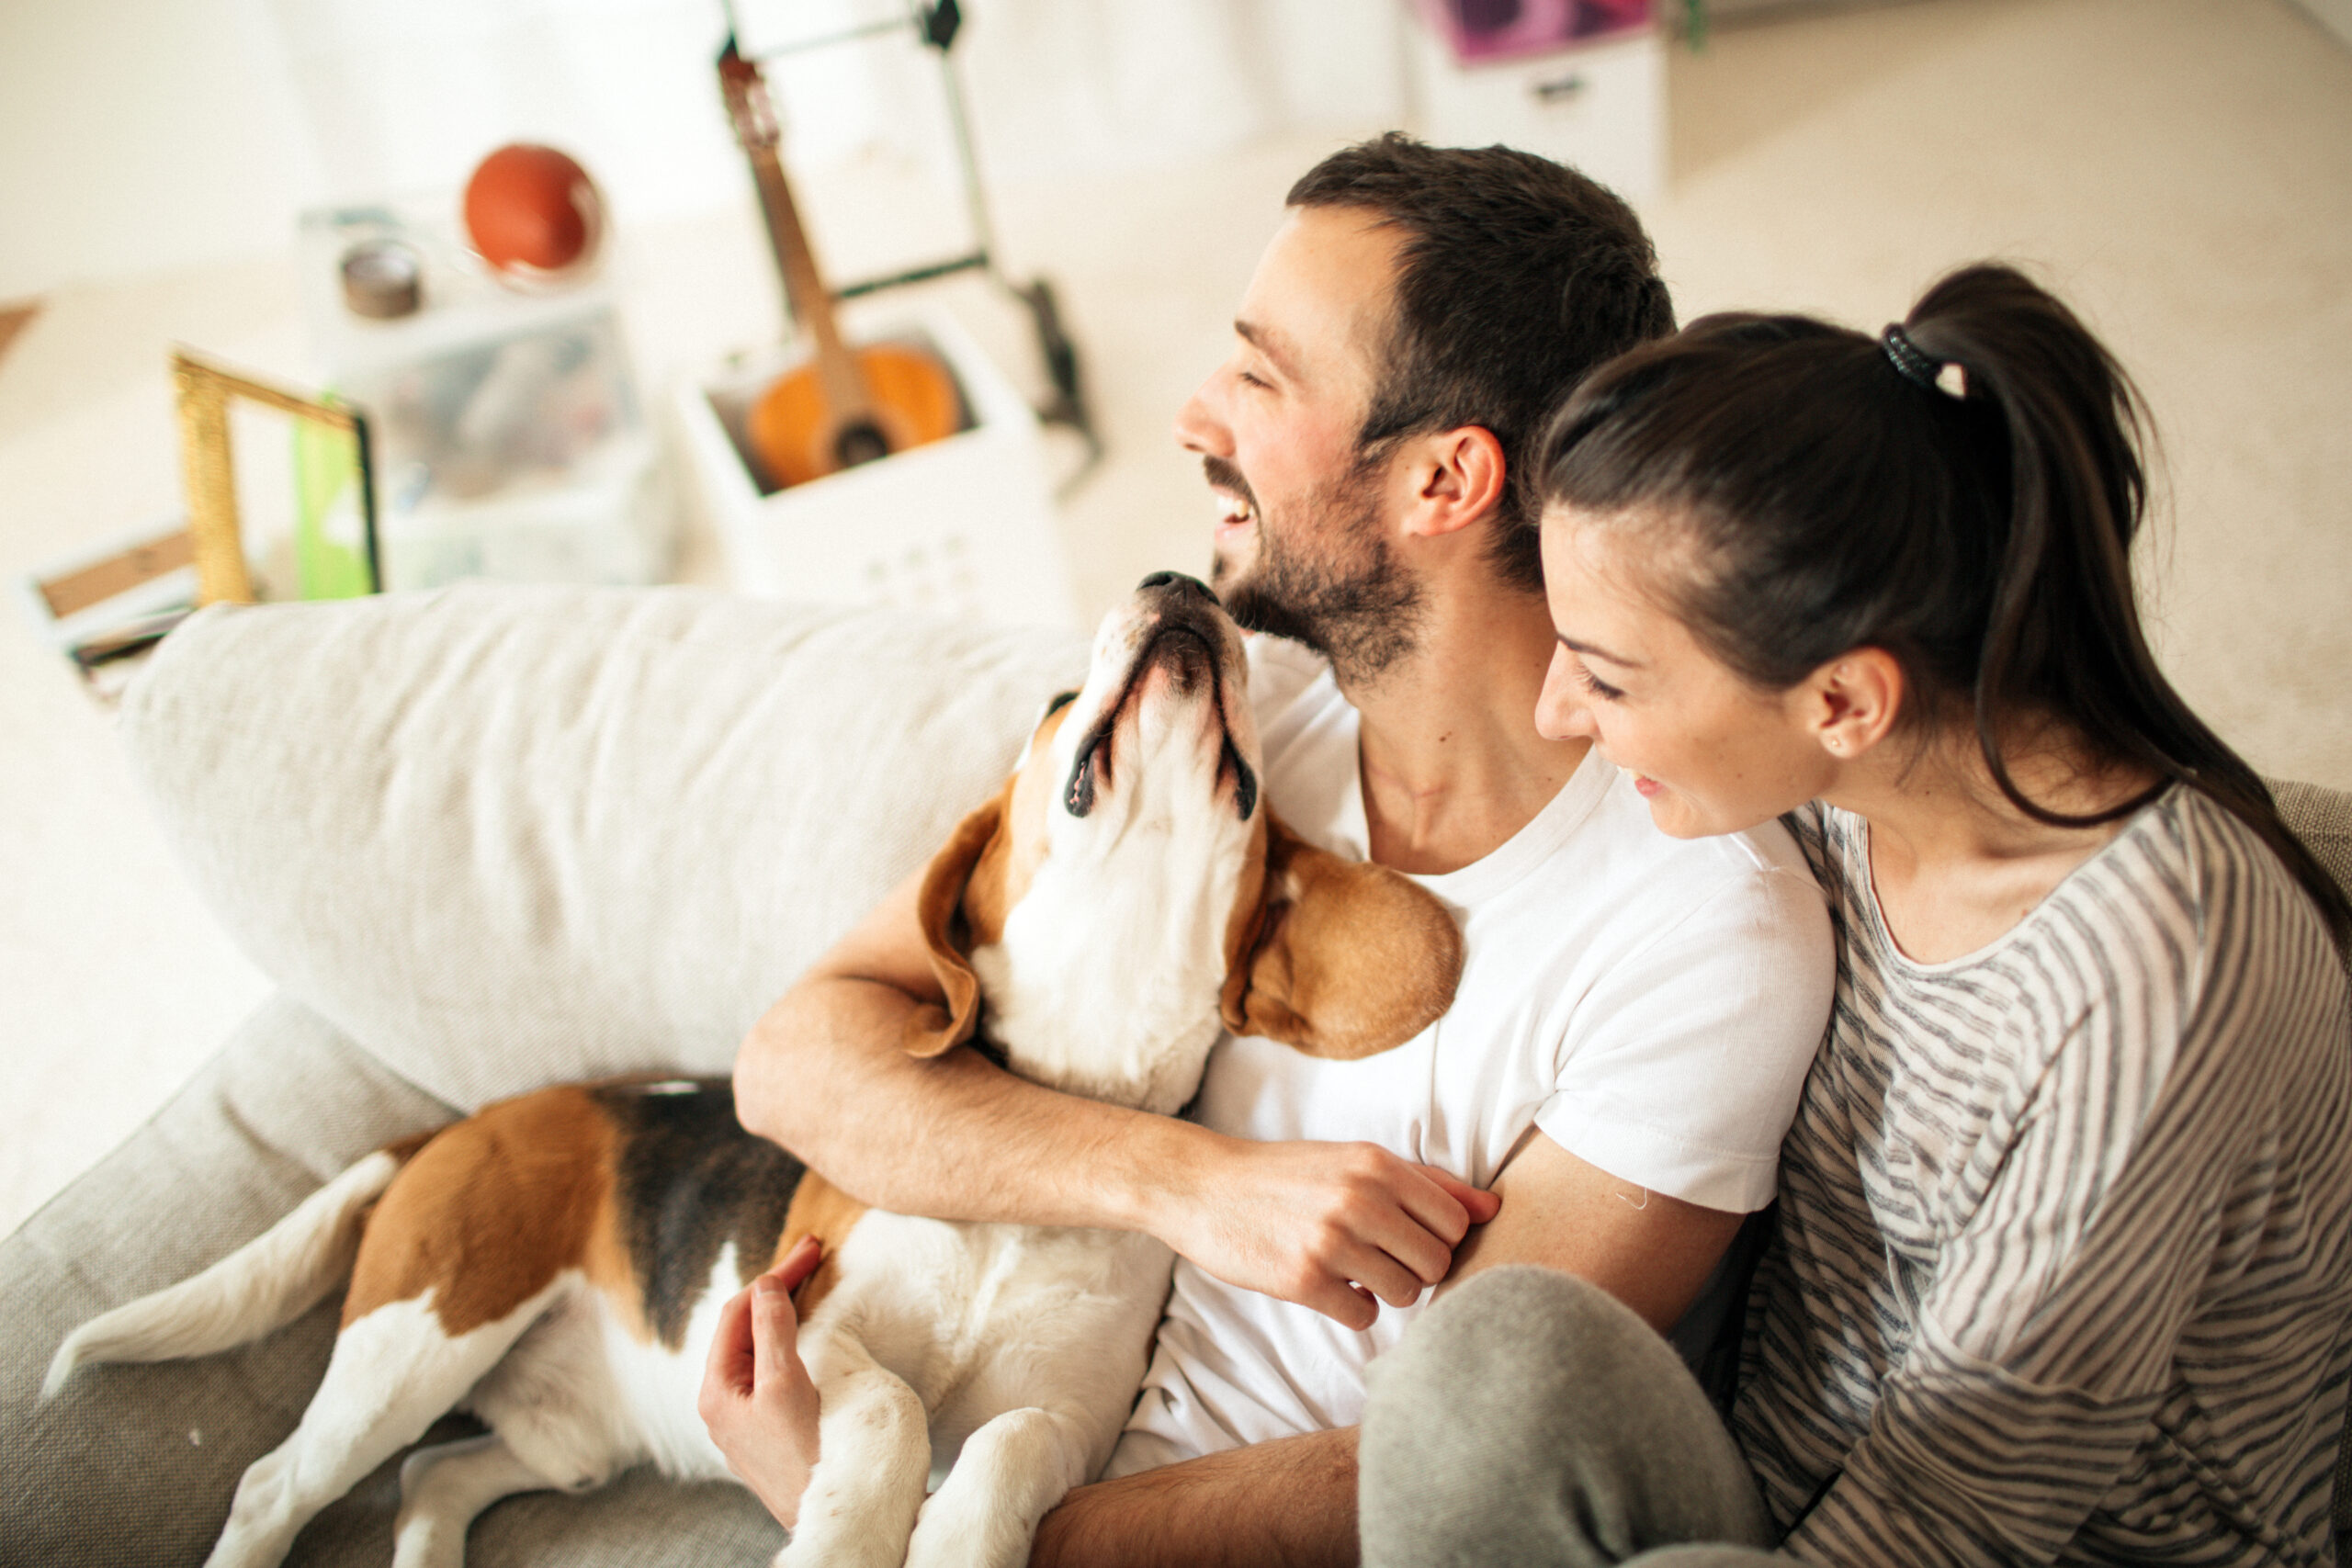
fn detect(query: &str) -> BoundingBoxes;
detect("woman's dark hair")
[1536,262,2350,940]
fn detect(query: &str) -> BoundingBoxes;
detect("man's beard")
[1205,453,1424,689]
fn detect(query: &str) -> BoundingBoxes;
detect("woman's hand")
[698,1235,827,1529]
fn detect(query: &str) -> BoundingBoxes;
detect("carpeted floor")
[2,0,2347,1236]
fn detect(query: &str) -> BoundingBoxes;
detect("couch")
[2,583,2346,1565]
[2,584,1088,1565]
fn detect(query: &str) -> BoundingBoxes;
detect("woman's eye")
[1577,662,1625,702]
[1236,368,1271,389]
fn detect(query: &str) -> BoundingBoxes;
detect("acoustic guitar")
[718,39,962,489]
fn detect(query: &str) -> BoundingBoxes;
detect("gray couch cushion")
[117,584,1087,1110]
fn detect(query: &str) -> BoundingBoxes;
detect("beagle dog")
[46,572,1464,1568]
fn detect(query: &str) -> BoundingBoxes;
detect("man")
[707,136,1835,1564]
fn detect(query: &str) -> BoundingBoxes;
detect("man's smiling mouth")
[1203,457,1259,543]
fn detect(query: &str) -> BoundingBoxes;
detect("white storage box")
[675,307,1077,630]
[1404,22,1667,206]
[300,206,676,591]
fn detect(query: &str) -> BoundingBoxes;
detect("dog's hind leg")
[391,1433,558,1568]
[778,1334,932,1568]
[204,1282,563,1568]
[903,1404,1100,1568]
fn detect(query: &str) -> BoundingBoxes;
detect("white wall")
[0,0,313,299]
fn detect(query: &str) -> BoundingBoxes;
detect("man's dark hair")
[1287,133,1675,592]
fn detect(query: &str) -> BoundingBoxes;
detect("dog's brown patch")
[984,700,1075,934]
[906,702,1081,1059]
[906,784,1012,1058]
[1217,809,1274,1025]
[1222,813,1464,1060]
[775,1173,868,1319]
[344,1087,616,1335]
[378,1127,440,1165]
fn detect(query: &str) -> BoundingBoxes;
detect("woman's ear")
[901,787,1011,1058]
[1805,647,1905,761]
[1221,815,1464,1060]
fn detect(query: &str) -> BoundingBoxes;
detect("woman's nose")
[1535,654,1597,742]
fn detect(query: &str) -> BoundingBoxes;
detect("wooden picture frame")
[172,349,380,604]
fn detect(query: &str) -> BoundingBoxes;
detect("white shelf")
[1403,23,1667,207]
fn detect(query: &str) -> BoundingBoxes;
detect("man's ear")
[903,786,1011,1058]
[1220,814,1464,1060]
[1402,424,1507,540]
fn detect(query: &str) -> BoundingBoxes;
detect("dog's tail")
[42,1142,417,1399]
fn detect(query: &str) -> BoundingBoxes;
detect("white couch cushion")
[119,584,1087,1109]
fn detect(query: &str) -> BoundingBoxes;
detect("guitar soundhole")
[833,423,890,470]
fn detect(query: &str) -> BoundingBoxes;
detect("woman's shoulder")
[1804,784,2326,971]
[1971,787,2344,1089]
[1815,785,2343,1062]
[2079,785,2335,969]
[2126,786,2351,1030]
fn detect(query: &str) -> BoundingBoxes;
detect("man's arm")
[735,866,1497,1326]
[1022,1130,1743,1567]
[1034,1430,1360,1568]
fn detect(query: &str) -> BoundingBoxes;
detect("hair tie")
[1882,324,1968,399]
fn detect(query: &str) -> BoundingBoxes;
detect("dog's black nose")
[1138,571,1218,605]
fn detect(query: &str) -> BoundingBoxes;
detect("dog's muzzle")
[1064,574,1257,822]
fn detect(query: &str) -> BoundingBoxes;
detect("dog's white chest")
[971,845,1241,1116]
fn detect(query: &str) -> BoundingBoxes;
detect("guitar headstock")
[717,38,780,155]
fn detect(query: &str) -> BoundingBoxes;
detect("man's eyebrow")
[1557,633,1644,669]
[1235,319,1303,380]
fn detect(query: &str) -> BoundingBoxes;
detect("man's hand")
[1156,1133,1500,1330]
[698,1235,827,1529]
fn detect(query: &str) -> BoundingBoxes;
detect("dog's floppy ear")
[903,785,1013,1059]
[1220,813,1464,1060]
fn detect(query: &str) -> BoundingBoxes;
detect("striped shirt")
[1734,787,2352,1564]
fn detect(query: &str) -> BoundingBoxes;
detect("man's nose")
[1173,375,1231,457]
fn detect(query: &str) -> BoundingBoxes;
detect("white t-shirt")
[1108,637,1836,1472]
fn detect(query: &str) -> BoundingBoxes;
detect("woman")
[1359,264,2352,1565]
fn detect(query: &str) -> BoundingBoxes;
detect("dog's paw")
[777,1504,919,1568]
[902,1493,1037,1568]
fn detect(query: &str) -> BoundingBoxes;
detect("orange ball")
[463,144,604,284]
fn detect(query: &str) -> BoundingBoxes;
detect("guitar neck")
[746,146,876,426]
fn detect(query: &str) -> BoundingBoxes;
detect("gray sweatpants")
[1360,1267,1782,1567]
